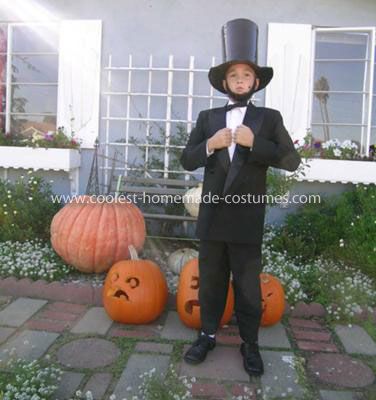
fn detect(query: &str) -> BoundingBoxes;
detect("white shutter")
[57,20,102,149]
[265,23,313,141]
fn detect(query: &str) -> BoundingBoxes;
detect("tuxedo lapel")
[209,109,230,172]
[223,103,265,195]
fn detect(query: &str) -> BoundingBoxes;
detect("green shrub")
[0,172,61,242]
[271,184,376,279]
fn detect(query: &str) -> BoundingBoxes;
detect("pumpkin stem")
[128,245,139,260]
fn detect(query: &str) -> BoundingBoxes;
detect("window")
[311,28,375,155]
[0,20,102,149]
[266,23,375,157]
[0,22,59,136]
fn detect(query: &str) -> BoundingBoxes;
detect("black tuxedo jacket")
[180,103,301,244]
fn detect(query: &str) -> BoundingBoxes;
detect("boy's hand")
[207,128,232,151]
[234,124,254,148]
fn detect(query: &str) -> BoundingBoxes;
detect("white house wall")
[1,0,376,223]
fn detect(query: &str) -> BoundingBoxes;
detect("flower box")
[0,146,81,171]
[287,158,376,185]
[0,146,81,195]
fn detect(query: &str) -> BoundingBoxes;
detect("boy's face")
[223,63,259,99]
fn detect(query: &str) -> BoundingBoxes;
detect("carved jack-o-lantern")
[260,273,285,327]
[177,258,234,329]
[103,246,168,324]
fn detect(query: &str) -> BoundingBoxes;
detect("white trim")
[265,23,313,141]
[57,20,102,149]
[0,146,81,194]
[287,158,376,185]
[5,24,12,133]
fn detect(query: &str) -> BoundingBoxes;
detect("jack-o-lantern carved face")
[103,246,168,324]
[260,273,285,327]
[177,258,234,329]
[184,274,200,316]
[108,271,141,302]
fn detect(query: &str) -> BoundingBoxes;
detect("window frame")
[1,21,59,134]
[309,26,376,156]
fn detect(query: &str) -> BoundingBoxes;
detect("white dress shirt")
[206,100,250,161]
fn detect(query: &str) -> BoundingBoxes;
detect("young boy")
[180,18,301,376]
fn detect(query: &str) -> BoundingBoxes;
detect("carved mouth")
[113,289,129,301]
[185,300,200,314]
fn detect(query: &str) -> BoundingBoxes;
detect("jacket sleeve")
[180,111,210,171]
[248,111,301,172]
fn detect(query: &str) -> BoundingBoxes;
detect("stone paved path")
[0,293,375,399]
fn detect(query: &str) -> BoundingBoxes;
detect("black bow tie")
[225,101,249,111]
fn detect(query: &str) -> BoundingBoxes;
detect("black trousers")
[198,240,263,344]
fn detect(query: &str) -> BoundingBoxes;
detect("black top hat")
[208,18,273,94]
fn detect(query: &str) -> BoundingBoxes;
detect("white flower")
[333,148,341,157]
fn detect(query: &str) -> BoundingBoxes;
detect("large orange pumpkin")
[177,258,234,329]
[50,196,145,273]
[103,245,168,324]
[260,273,285,326]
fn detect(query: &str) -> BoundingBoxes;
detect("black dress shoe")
[184,333,216,365]
[240,342,264,376]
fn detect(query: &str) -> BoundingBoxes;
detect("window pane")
[0,24,7,55]
[12,54,58,83]
[11,84,57,114]
[371,128,376,148]
[314,61,365,92]
[12,25,58,53]
[0,25,7,125]
[10,114,56,135]
[0,112,4,131]
[312,93,363,125]
[315,32,368,59]
[310,124,362,147]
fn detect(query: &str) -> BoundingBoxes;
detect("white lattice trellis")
[100,54,261,188]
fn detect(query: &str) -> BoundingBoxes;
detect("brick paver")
[82,372,112,400]
[191,382,227,398]
[289,317,325,330]
[161,311,197,341]
[52,371,85,399]
[0,329,59,363]
[71,307,113,335]
[259,322,291,348]
[260,350,305,399]
[112,354,170,398]
[135,342,173,354]
[180,345,249,381]
[57,338,120,368]
[335,324,376,355]
[319,389,364,400]
[297,340,339,352]
[0,297,47,327]
[308,353,375,388]
[0,326,16,344]
[292,329,332,342]
[0,282,375,400]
